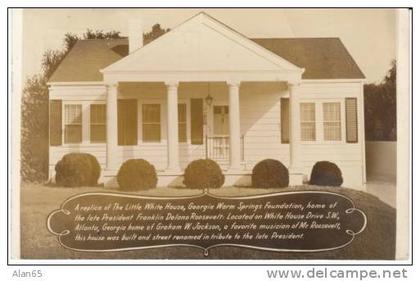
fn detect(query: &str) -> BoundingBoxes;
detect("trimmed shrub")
[117,159,157,191]
[183,159,224,189]
[55,153,101,187]
[309,161,343,187]
[252,159,289,188]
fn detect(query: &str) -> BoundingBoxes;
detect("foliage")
[309,161,343,187]
[143,24,170,45]
[183,159,225,189]
[21,75,50,182]
[252,159,289,188]
[364,61,396,141]
[55,153,101,187]
[117,159,158,191]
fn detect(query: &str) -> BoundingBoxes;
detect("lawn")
[20,182,395,260]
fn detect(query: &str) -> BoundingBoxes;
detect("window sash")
[300,103,316,141]
[142,104,161,142]
[323,103,341,141]
[64,104,82,144]
[90,104,106,143]
[65,104,82,125]
[64,124,82,143]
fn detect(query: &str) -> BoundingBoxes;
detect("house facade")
[47,13,366,189]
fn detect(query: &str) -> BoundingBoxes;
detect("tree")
[143,24,170,45]
[364,60,397,141]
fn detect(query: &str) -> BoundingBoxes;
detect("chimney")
[128,19,143,54]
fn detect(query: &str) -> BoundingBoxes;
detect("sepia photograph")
[9,8,410,262]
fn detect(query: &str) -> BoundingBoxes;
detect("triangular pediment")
[102,13,303,74]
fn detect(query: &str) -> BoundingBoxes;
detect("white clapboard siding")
[49,80,364,188]
[298,81,365,188]
[239,83,289,168]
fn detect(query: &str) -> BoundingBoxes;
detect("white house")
[47,12,366,189]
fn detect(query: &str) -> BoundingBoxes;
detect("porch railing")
[205,135,244,162]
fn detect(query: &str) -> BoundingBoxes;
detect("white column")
[288,83,303,185]
[165,81,180,172]
[228,81,241,171]
[106,83,118,170]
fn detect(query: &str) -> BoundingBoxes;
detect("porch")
[99,80,302,187]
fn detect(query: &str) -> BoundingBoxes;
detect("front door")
[213,105,229,136]
[211,105,229,160]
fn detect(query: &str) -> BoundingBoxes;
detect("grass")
[20,182,395,260]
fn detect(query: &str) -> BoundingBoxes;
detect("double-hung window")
[64,104,82,144]
[142,104,161,142]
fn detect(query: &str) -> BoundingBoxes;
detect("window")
[323,102,341,141]
[345,98,358,143]
[64,104,82,143]
[142,104,161,142]
[300,103,316,141]
[178,104,187,142]
[90,104,106,143]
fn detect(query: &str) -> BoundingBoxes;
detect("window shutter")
[345,98,358,143]
[190,98,203,144]
[49,100,62,146]
[118,99,138,145]
[281,98,289,143]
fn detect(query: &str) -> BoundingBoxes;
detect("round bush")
[309,161,343,187]
[55,153,101,187]
[252,159,289,188]
[183,159,225,189]
[117,159,157,191]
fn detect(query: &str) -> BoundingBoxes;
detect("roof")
[48,37,364,82]
[49,39,128,82]
[252,38,365,79]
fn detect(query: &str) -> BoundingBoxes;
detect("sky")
[21,8,396,83]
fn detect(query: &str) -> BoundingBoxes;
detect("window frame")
[298,99,346,144]
[141,103,162,143]
[63,103,83,144]
[299,102,316,142]
[322,102,342,141]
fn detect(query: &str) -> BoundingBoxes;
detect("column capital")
[105,82,118,89]
[287,82,301,89]
[165,81,179,89]
[227,80,241,88]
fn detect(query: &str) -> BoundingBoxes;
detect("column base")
[289,173,303,186]
[162,168,183,175]
[289,166,303,186]
[103,169,118,188]
[226,166,243,174]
